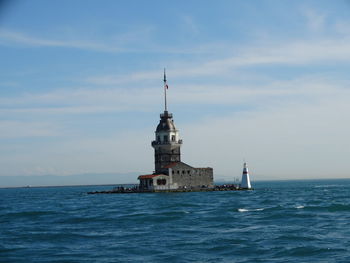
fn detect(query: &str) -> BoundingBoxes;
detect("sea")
[1,179,350,263]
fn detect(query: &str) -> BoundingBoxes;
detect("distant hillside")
[0,172,139,188]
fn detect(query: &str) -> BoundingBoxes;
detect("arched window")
[157,179,167,185]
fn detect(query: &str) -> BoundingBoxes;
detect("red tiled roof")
[138,174,166,179]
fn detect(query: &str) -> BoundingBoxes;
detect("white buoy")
[241,162,252,189]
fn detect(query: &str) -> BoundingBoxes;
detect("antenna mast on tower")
[163,68,168,112]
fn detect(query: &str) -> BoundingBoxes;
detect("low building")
[139,162,213,191]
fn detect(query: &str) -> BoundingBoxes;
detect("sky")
[1,0,350,185]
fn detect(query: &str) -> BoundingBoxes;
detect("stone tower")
[152,110,182,173]
[138,70,213,191]
[151,70,182,174]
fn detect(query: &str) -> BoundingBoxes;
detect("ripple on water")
[237,208,265,212]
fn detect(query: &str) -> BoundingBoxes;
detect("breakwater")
[87,184,251,194]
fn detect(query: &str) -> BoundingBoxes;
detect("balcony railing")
[152,139,183,146]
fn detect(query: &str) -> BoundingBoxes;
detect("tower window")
[171,135,175,141]
[157,179,167,185]
[163,135,168,142]
[157,136,160,142]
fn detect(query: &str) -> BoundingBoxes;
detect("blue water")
[1,179,350,263]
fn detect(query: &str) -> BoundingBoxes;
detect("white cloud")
[0,128,153,176]
[173,77,339,105]
[83,35,350,88]
[182,93,350,180]
[0,74,345,117]
[0,28,213,55]
[302,8,327,32]
[86,71,161,85]
[181,15,200,35]
[0,121,60,138]
[0,86,161,115]
[0,29,130,52]
[1,69,348,119]
[334,20,350,35]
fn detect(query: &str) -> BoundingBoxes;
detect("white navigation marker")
[241,162,252,189]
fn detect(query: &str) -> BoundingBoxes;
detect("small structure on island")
[138,70,214,191]
[240,162,252,189]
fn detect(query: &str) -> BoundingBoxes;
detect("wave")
[237,208,264,212]
[314,184,340,188]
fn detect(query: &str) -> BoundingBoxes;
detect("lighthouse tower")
[151,70,182,174]
[241,162,252,189]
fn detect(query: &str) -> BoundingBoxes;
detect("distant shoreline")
[0,183,137,189]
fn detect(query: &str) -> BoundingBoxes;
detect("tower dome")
[156,111,177,132]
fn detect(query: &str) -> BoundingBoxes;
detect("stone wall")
[139,162,214,191]
[169,163,213,189]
